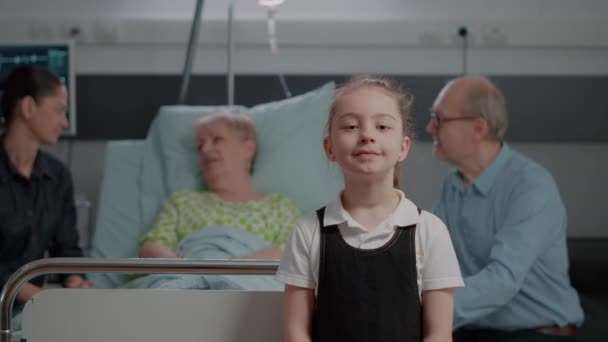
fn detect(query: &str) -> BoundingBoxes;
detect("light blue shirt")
[433,143,584,330]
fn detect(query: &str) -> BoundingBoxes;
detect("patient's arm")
[139,240,179,258]
[241,248,282,260]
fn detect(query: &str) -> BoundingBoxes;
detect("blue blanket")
[123,227,282,290]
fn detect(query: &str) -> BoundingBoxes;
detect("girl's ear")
[398,135,411,161]
[323,137,337,161]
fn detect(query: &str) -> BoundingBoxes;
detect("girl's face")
[324,86,410,183]
[26,85,69,145]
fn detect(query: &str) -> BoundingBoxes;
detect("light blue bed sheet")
[123,226,281,291]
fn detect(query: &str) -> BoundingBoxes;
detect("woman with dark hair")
[0,65,91,305]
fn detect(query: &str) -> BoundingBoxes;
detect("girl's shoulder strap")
[315,206,326,228]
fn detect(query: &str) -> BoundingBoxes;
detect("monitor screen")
[0,41,77,136]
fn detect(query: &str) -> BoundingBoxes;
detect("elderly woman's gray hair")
[194,112,256,142]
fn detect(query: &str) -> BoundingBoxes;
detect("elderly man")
[427,76,583,341]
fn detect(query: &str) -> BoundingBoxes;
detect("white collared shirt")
[277,190,464,296]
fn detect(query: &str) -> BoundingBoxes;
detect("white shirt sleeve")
[420,212,465,291]
[276,214,317,289]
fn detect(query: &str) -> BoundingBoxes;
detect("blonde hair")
[326,74,415,188]
[194,112,257,173]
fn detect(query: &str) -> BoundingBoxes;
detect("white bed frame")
[1,258,283,342]
[21,289,283,342]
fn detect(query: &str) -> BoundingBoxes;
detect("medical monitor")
[0,41,77,136]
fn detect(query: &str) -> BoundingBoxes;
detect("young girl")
[277,75,464,342]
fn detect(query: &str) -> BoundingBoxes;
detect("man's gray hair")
[460,76,509,141]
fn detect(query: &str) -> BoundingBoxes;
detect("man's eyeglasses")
[429,112,478,128]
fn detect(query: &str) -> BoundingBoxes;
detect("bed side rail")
[1,258,279,342]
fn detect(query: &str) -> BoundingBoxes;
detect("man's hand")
[63,275,93,288]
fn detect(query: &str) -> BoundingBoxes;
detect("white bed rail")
[0,258,279,342]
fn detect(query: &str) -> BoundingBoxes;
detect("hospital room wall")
[2,0,608,21]
[3,0,608,239]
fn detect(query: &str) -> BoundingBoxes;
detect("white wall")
[1,0,608,75]
[3,0,608,21]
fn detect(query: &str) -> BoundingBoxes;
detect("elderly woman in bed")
[139,112,300,260]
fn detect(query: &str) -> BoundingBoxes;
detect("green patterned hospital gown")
[141,191,300,250]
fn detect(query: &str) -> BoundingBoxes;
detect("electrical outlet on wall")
[91,21,122,44]
[417,31,443,47]
[28,22,55,41]
[481,25,508,47]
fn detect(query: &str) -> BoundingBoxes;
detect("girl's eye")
[213,136,223,143]
[342,125,358,130]
[378,125,391,130]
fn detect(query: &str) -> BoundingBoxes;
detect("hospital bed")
[1,80,342,341]
[88,81,341,288]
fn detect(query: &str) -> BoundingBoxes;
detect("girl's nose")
[360,129,376,143]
